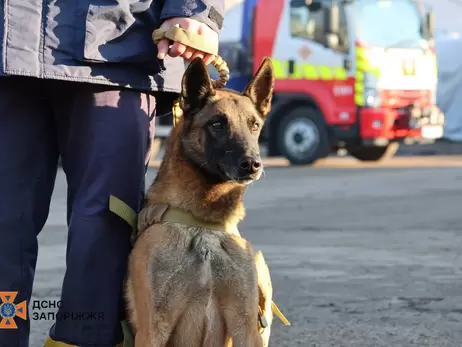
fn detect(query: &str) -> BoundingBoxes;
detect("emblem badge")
[402,60,416,76]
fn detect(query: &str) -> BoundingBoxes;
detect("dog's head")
[178,57,274,185]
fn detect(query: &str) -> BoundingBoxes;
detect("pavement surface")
[30,156,462,347]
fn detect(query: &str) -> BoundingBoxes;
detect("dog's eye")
[252,123,260,132]
[211,121,224,131]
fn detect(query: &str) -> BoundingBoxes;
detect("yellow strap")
[44,336,123,347]
[272,301,290,326]
[121,319,134,347]
[152,25,219,56]
[109,195,137,231]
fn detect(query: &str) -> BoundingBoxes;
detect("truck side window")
[289,0,349,52]
[290,0,325,43]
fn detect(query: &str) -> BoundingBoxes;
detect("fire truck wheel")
[347,142,400,162]
[277,107,330,165]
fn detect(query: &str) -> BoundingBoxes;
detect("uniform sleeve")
[160,0,225,33]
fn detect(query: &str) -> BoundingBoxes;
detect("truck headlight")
[364,88,381,108]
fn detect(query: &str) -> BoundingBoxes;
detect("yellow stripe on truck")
[298,64,318,79]
[270,59,288,79]
[333,67,348,80]
[355,94,364,106]
[318,65,333,80]
[356,60,380,77]
[289,63,318,80]
[269,58,348,81]
[354,47,381,106]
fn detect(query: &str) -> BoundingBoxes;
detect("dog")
[125,56,275,347]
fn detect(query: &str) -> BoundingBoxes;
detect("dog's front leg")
[223,313,263,347]
[133,322,172,347]
[219,266,263,346]
[133,332,150,347]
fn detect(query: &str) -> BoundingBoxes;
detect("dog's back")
[126,221,261,347]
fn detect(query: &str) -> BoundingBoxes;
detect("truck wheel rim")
[284,118,319,157]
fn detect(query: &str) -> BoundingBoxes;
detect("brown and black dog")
[125,56,275,347]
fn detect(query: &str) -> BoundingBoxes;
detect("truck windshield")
[355,0,426,49]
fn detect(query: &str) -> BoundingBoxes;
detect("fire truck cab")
[217,0,445,164]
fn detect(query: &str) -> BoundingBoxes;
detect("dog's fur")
[125,57,275,347]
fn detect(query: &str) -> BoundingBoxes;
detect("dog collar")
[137,203,236,236]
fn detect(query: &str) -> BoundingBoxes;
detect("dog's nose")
[239,156,262,174]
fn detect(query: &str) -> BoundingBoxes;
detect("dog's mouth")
[216,163,232,182]
[235,176,256,185]
[217,163,260,185]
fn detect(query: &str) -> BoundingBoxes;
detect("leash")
[152,25,230,126]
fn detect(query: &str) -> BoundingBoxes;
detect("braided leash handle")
[152,26,230,126]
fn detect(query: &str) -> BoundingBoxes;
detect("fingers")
[156,18,217,65]
[182,47,195,60]
[190,51,205,61]
[168,41,187,57]
[157,41,212,64]
[156,38,171,60]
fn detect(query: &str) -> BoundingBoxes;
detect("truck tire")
[347,142,399,162]
[277,107,330,165]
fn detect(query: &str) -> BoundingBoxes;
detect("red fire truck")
[215,0,445,164]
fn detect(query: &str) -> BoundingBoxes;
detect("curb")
[397,140,462,156]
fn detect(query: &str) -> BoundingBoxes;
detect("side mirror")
[426,11,434,39]
[323,4,340,49]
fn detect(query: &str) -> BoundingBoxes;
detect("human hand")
[156,17,218,65]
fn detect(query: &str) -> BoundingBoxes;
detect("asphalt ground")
[28,156,462,347]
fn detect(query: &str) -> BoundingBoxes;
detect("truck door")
[262,0,356,126]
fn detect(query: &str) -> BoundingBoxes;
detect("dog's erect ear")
[180,57,215,111]
[242,57,274,117]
